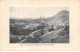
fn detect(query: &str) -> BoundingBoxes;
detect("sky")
[10,7,69,19]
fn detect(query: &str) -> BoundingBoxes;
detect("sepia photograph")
[10,7,69,43]
[0,0,80,51]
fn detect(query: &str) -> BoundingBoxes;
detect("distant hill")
[33,10,69,26]
[46,10,69,25]
[10,10,69,25]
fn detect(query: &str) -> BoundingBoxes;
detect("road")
[17,28,64,43]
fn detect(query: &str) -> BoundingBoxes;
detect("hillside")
[10,10,69,25]
[10,10,69,43]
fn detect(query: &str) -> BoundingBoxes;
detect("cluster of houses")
[23,21,65,31]
[10,19,66,32]
[23,23,40,30]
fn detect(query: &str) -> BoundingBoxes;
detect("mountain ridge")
[10,10,69,25]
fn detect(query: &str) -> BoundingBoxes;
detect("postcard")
[0,0,80,51]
